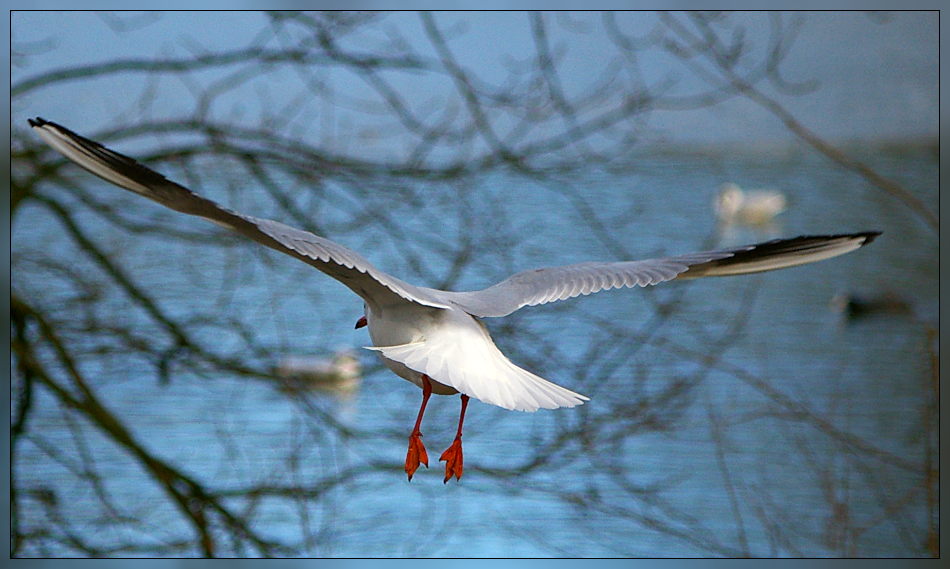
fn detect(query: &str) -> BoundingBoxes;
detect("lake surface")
[11,141,937,557]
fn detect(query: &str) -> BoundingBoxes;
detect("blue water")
[11,142,937,557]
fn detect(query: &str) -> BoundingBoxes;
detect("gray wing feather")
[30,118,878,319]
[445,233,879,317]
[29,118,448,310]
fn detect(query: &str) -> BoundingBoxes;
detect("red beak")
[355,315,368,329]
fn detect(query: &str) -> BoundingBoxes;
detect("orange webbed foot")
[405,431,429,481]
[439,438,464,483]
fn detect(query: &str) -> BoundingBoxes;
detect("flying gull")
[29,117,880,482]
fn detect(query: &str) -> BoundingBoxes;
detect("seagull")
[28,118,880,483]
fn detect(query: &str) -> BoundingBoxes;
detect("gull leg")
[405,374,433,481]
[439,394,470,483]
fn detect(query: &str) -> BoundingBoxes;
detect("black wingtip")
[859,231,882,246]
[28,117,48,128]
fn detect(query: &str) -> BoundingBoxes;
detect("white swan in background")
[715,182,788,227]
[29,117,880,483]
[275,350,361,395]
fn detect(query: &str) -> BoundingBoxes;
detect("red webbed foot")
[405,375,434,481]
[405,431,429,481]
[439,438,463,482]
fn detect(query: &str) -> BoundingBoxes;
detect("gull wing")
[445,233,880,317]
[29,118,448,310]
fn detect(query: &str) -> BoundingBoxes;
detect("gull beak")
[355,315,368,329]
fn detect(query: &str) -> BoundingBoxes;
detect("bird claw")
[405,431,428,481]
[439,438,464,483]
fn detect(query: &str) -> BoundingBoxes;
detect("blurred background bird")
[714,182,788,228]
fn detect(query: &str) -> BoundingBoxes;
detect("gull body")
[366,301,464,397]
[365,299,586,407]
[28,117,880,481]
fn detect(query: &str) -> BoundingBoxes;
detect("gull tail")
[366,341,589,412]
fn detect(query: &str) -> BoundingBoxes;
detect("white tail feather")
[365,341,588,412]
